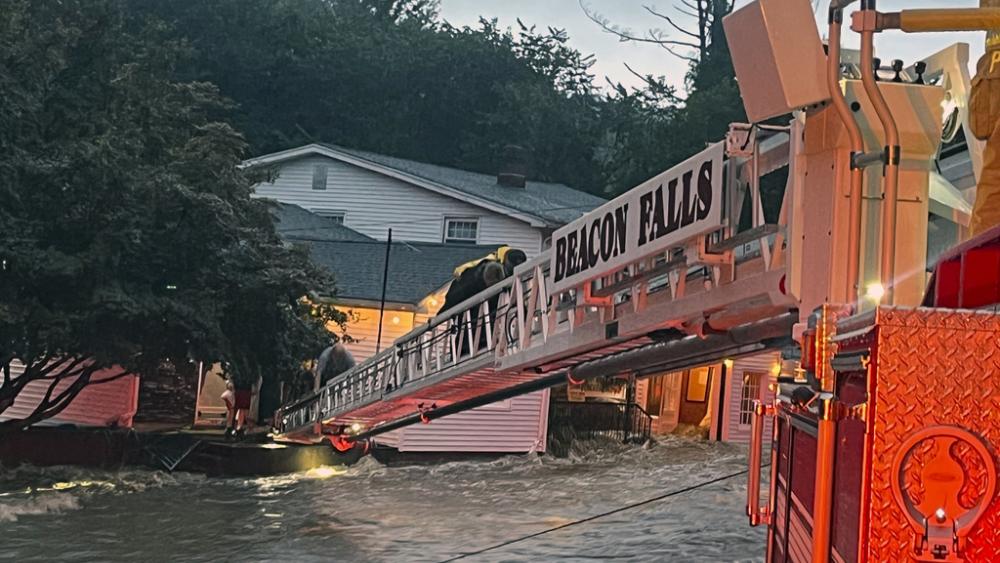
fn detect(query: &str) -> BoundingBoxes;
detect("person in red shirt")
[232,381,253,439]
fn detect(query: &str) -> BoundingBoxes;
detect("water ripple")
[0,436,764,562]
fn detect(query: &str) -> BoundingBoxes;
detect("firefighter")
[969,2,1000,235]
[314,341,356,389]
[440,246,527,313]
[440,246,527,355]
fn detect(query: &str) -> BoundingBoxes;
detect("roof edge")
[243,144,550,228]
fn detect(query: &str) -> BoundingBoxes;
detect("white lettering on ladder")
[550,143,725,294]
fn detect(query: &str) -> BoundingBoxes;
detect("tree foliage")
[129,0,743,197]
[0,0,749,426]
[0,0,346,428]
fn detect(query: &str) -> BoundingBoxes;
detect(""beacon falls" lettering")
[637,160,713,248]
[553,204,628,283]
[549,142,723,293]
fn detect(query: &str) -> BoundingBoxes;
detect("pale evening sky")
[439,0,987,93]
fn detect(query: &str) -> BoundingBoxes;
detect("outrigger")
[273,0,1000,560]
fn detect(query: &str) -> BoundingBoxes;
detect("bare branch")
[645,27,700,49]
[0,365,132,430]
[643,5,700,39]
[27,353,56,377]
[11,379,87,429]
[581,5,673,45]
[1,358,10,389]
[622,62,683,94]
[38,365,81,409]
[653,41,698,62]
[39,357,87,379]
[43,366,96,412]
[581,0,701,54]
[675,1,700,19]
[86,369,133,386]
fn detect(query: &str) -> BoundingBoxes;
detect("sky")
[438,0,987,92]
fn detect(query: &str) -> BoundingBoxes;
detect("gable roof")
[303,239,495,305]
[243,144,606,228]
[270,201,374,243]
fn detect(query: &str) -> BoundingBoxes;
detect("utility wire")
[437,467,755,562]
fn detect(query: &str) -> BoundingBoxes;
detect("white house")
[244,143,605,257]
[244,145,604,454]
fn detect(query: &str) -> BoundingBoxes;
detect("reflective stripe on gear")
[452,246,510,278]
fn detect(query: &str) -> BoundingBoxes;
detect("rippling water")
[0,437,764,562]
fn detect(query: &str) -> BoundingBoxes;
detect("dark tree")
[0,0,347,429]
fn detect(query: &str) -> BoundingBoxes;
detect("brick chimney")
[497,144,528,188]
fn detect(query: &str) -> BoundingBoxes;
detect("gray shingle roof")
[270,202,374,243]
[303,239,497,305]
[322,144,606,226]
[271,202,514,305]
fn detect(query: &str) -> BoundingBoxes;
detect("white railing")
[276,126,798,437]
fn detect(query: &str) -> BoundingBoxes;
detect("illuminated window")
[444,218,479,244]
[739,372,764,426]
[686,366,712,402]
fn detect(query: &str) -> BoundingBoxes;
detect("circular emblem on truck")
[890,425,997,558]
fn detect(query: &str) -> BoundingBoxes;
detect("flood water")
[0,437,764,562]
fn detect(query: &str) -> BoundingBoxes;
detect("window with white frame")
[738,372,764,426]
[444,218,479,244]
[311,207,346,224]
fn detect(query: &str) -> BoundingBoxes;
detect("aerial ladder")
[273,1,1000,560]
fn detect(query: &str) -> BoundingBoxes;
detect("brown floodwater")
[0,436,765,562]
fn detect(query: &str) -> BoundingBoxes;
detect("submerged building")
[244,145,606,454]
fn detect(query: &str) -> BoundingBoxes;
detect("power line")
[437,467,753,562]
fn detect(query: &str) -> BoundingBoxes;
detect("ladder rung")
[708,225,780,253]
[555,295,577,312]
[591,255,687,298]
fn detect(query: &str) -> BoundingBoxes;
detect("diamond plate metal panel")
[866,307,1000,562]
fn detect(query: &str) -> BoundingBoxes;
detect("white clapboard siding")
[0,362,140,428]
[723,352,779,444]
[374,428,402,448]
[391,390,549,453]
[336,307,416,362]
[635,378,649,411]
[254,155,543,255]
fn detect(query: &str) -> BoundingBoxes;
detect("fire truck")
[730,1,1000,561]
[273,1,1000,560]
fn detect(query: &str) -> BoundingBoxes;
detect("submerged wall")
[0,362,140,428]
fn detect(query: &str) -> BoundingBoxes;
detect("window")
[312,164,328,190]
[686,366,712,402]
[310,207,345,224]
[444,218,479,244]
[739,372,764,426]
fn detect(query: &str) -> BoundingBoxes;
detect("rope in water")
[437,467,757,562]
